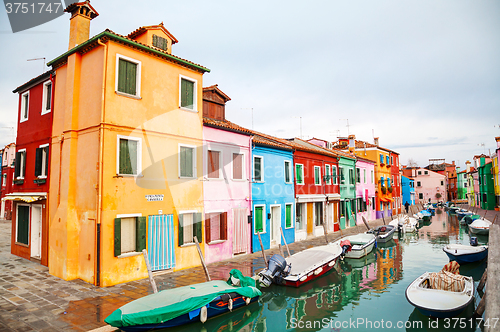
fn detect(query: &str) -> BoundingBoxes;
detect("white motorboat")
[332,233,376,259]
[468,219,492,235]
[405,271,474,318]
[257,242,343,288]
[389,215,418,233]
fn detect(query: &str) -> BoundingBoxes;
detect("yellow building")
[335,137,394,218]
[47,2,209,286]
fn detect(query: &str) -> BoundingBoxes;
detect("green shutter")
[181,78,194,109]
[255,207,263,233]
[194,213,202,243]
[35,148,42,177]
[45,146,49,176]
[286,205,292,228]
[14,151,21,178]
[118,59,137,95]
[315,167,320,184]
[119,139,138,175]
[178,214,184,246]
[45,83,52,110]
[17,205,30,245]
[114,218,121,257]
[180,147,193,177]
[136,217,147,252]
[296,164,302,183]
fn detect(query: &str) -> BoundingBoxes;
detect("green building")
[456,170,468,201]
[478,159,496,210]
[338,155,357,229]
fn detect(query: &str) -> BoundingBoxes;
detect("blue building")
[251,134,295,252]
[401,175,415,207]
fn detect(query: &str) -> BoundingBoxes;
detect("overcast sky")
[1,0,499,171]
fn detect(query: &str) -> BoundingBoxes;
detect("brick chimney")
[348,134,356,153]
[374,137,379,146]
[466,160,471,173]
[65,1,99,50]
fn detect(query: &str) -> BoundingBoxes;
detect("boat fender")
[200,306,208,323]
[314,267,323,275]
[228,298,233,311]
[245,296,251,305]
[328,260,335,267]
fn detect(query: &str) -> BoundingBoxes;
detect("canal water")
[164,209,487,332]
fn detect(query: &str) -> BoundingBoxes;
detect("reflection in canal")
[156,210,486,332]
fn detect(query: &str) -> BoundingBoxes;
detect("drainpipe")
[249,135,253,253]
[96,38,107,286]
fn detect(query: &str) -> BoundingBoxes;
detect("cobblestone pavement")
[0,211,430,332]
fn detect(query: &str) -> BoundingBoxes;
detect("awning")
[3,193,47,203]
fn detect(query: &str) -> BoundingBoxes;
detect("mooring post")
[142,249,158,293]
[257,232,268,268]
[478,268,487,292]
[194,236,211,281]
[280,227,291,256]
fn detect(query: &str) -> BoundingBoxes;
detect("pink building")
[355,157,376,223]
[413,168,447,204]
[202,86,252,264]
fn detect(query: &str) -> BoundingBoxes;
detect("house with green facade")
[478,159,496,210]
[338,154,357,229]
[457,170,468,201]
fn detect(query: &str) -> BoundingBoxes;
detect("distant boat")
[456,209,474,220]
[459,214,480,225]
[469,219,492,235]
[443,244,488,264]
[390,215,418,233]
[366,224,396,242]
[405,268,474,318]
[331,233,376,259]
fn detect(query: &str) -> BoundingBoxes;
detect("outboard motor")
[258,254,290,288]
[339,240,352,259]
[470,237,478,247]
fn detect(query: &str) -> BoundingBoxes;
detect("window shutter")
[14,151,21,178]
[119,139,130,174]
[45,83,52,110]
[205,214,211,244]
[126,61,137,95]
[255,207,263,233]
[35,148,42,177]
[114,218,121,257]
[17,206,30,245]
[178,214,184,246]
[136,217,147,252]
[194,213,202,243]
[232,154,242,179]
[286,205,292,228]
[181,79,194,109]
[45,146,49,176]
[221,212,227,240]
[118,59,127,93]
[295,164,302,183]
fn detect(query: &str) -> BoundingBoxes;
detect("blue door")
[148,214,175,271]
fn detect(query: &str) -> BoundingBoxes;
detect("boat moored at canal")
[332,233,376,259]
[443,243,488,264]
[258,242,344,288]
[468,218,492,235]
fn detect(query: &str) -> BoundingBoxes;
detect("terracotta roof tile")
[127,22,179,44]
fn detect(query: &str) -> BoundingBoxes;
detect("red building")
[288,138,341,239]
[1,143,16,219]
[390,151,401,215]
[8,71,54,266]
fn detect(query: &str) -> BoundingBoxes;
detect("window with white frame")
[339,167,345,184]
[254,205,265,234]
[285,204,293,229]
[295,164,304,184]
[331,165,337,184]
[284,160,292,183]
[20,91,29,122]
[364,169,367,184]
[325,165,331,184]
[205,212,227,243]
[117,136,141,176]
[314,166,321,185]
[116,54,141,97]
[207,150,221,179]
[179,145,196,178]
[371,170,374,184]
[179,75,197,111]
[35,144,49,178]
[42,81,52,114]
[15,149,26,179]
[253,156,263,182]
[113,215,147,256]
[179,212,202,246]
[232,153,243,180]
[2,173,6,187]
